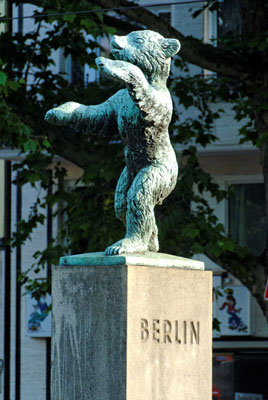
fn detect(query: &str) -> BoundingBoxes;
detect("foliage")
[0,0,122,296]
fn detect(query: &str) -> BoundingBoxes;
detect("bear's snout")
[111,35,126,50]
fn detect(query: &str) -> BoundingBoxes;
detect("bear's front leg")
[45,102,81,125]
[96,57,147,86]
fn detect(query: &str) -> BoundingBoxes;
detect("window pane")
[213,354,234,400]
[218,0,242,40]
[158,12,171,25]
[228,183,266,256]
[72,60,84,87]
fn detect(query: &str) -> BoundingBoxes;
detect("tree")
[1,1,268,319]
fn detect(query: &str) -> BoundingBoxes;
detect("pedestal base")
[52,252,212,400]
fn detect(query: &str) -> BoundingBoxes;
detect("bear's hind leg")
[114,167,130,225]
[105,165,168,255]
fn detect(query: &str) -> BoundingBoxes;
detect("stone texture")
[126,266,212,400]
[52,265,127,400]
[52,256,212,400]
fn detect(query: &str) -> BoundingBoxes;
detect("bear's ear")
[161,39,181,58]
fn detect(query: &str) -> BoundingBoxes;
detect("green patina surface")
[46,30,181,256]
[59,252,204,270]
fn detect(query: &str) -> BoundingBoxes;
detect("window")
[213,352,268,400]
[203,0,242,76]
[204,0,242,45]
[71,60,84,87]
[213,354,234,400]
[218,0,242,42]
[203,6,217,75]
[149,5,172,27]
[158,12,171,25]
[60,35,101,86]
[228,183,266,257]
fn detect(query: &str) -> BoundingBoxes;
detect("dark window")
[213,354,234,400]
[213,353,268,400]
[71,60,84,87]
[218,0,242,41]
[228,183,266,257]
[158,12,171,25]
[234,353,268,399]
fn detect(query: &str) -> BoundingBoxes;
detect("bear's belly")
[118,104,168,145]
[123,132,174,176]
[117,92,174,174]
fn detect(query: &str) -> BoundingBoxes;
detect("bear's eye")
[134,38,145,44]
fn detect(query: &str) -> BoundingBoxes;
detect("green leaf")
[81,19,96,29]
[23,139,37,153]
[63,14,76,23]
[191,8,203,19]
[256,131,268,147]
[213,317,221,332]
[0,70,7,86]
[95,11,103,22]
[7,80,20,91]
[43,139,51,148]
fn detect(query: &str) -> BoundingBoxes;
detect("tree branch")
[205,249,268,320]
[48,129,95,170]
[103,14,142,34]
[94,0,249,81]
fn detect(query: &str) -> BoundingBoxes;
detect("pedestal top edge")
[59,252,205,270]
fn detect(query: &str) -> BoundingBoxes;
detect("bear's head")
[110,30,180,84]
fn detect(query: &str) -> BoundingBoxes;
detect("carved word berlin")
[141,319,200,344]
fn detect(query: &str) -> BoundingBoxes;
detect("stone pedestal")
[52,252,212,400]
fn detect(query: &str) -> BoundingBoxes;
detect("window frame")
[224,175,264,243]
